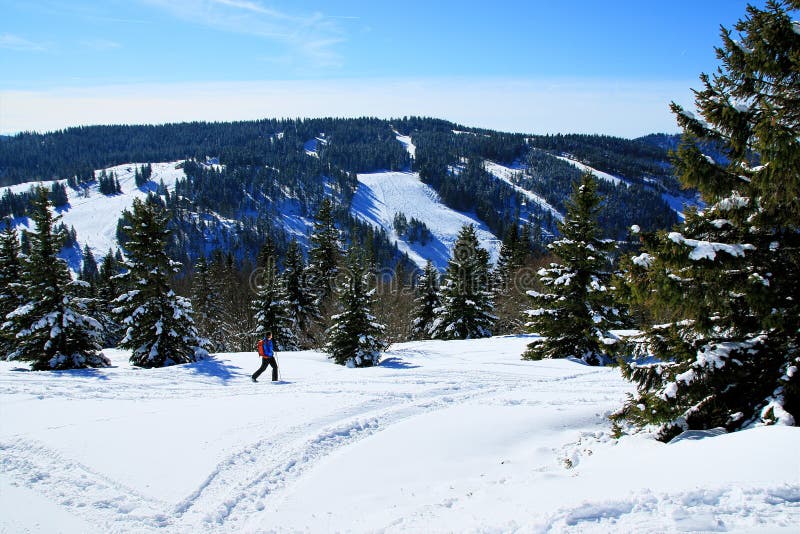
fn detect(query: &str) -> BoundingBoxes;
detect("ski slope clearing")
[2,162,185,260]
[351,171,500,269]
[1,336,797,533]
[483,160,564,221]
[394,130,416,159]
[555,155,625,186]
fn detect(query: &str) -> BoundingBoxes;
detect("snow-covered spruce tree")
[191,256,225,352]
[494,223,527,293]
[324,247,387,367]
[79,244,99,286]
[493,223,533,335]
[283,238,319,347]
[410,260,440,339]
[430,225,495,340]
[523,173,625,365]
[307,198,342,306]
[614,0,800,440]
[251,239,299,351]
[94,249,124,348]
[0,221,24,357]
[4,188,109,370]
[113,198,206,367]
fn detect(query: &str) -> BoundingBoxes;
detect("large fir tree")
[0,221,24,357]
[252,239,299,351]
[113,198,206,367]
[94,249,124,347]
[615,0,800,440]
[410,260,440,339]
[307,198,342,305]
[79,244,99,285]
[191,256,225,352]
[523,173,625,365]
[4,189,109,370]
[283,238,319,347]
[430,225,495,339]
[324,247,387,367]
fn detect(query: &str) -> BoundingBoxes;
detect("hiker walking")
[252,332,278,382]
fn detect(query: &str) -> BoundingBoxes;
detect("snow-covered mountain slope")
[554,154,703,220]
[483,160,564,221]
[1,336,797,533]
[556,155,626,186]
[394,130,416,159]
[351,171,500,269]
[2,162,185,260]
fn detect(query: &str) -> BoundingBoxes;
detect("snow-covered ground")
[2,162,186,261]
[351,171,501,269]
[394,130,416,160]
[1,336,797,533]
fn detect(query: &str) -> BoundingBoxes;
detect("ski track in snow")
[1,337,798,533]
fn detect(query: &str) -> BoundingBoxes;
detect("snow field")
[1,336,798,533]
[2,162,186,260]
[351,171,501,269]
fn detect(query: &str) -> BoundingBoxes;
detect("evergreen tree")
[49,182,69,208]
[3,189,108,370]
[494,224,522,293]
[0,221,24,357]
[493,223,535,335]
[523,173,625,365]
[113,198,206,367]
[283,238,319,347]
[97,250,119,304]
[615,0,800,440]
[92,249,124,348]
[307,198,342,305]
[430,225,495,339]
[191,256,225,352]
[80,244,99,285]
[324,247,387,367]
[410,260,440,339]
[252,239,299,351]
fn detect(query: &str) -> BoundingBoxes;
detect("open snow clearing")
[1,336,798,533]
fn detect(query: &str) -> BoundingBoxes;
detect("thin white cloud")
[80,39,122,51]
[140,0,346,68]
[0,33,50,52]
[0,78,692,138]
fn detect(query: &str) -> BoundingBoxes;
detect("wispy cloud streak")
[140,0,347,68]
[0,33,51,52]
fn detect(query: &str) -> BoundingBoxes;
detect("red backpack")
[257,339,266,357]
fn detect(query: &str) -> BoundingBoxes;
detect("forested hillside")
[1,117,686,273]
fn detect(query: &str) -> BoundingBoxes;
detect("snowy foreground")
[1,336,798,533]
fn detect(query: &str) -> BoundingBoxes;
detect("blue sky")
[0,0,764,136]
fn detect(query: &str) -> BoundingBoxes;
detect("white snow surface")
[1,336,798,533]
[351,171,501,269]
[394,130,416,159]
[2,162,186,260]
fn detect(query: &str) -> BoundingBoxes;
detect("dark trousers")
[253,357,278,381]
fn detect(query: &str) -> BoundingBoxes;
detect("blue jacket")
[258,338,274,358]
